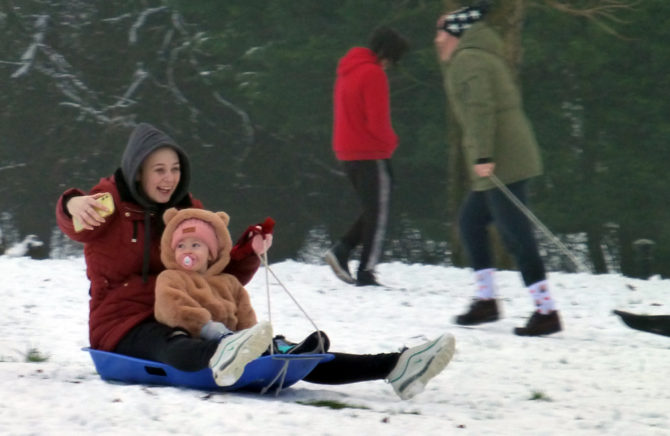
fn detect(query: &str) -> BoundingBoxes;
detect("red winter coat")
[332,47,398,161]
[56,175,260,351]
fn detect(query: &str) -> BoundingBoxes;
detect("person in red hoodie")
[326,26,409,286]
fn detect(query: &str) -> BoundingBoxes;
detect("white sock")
[528,280,556,314]
[474,268,496,300]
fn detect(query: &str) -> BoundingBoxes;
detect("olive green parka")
[440,22,542,191]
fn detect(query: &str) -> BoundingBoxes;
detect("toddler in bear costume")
[155,207,272,340]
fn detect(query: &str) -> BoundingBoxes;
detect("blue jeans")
[459,180,546,286]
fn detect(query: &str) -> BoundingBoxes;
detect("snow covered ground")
[1,255,668,435]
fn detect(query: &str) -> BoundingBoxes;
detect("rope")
[261,251,274,355]
[488,174,591,273]
[255,250,327,396]
[258,251,327,354]
[259,357,290,397]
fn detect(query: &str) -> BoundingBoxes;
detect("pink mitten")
[230,217,275,260]
[251,233,273,255]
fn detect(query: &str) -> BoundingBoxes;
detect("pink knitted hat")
[171,218,219,258]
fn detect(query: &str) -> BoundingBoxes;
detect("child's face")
[174,236,211,274]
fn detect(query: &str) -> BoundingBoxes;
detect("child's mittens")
[251,233,273,256]
[200,321,233,341]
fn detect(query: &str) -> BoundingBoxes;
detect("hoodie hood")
[160,208,233,276]
[336,47,379,77]
[121,123,191,209]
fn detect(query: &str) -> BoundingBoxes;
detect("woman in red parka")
[57,123,457,398]
[56,123,274,384]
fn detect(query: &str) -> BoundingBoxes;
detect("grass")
[529,390,552,401]
[297,400,371,410]
[25,348,49,363]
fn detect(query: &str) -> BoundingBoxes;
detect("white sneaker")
[387,333,456,400]
[209,321,273,387]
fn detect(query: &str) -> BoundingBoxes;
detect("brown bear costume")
[155,208,258,337]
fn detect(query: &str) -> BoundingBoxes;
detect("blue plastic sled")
[84,347,333,393]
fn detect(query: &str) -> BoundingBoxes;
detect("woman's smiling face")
[139,147,181,204]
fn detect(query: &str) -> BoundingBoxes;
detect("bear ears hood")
[160,208,233,275]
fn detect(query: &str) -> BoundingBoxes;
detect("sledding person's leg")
[302,351,398,384]
[455,191,501,325]
[115,319,219,372]
[303,333,455,400]
[115,319,274,384]
[487,180,561,336]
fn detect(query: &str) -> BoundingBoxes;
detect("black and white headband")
[441,6,487,37]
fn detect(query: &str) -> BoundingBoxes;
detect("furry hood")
[160,208,233,276]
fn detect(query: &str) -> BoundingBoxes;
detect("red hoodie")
[332,47,398,161]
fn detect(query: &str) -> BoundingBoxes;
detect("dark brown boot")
[514,310,562,336]
[455,299,500,325]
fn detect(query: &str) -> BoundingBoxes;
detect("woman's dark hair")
[368,26,410,65]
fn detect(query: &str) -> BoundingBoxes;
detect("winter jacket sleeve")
[227,229,263,285]
[56,188,86,238]
[55,184,119,243]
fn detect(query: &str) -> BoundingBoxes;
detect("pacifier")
[179,254,196,269]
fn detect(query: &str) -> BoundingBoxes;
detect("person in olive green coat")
[435,4,561,336]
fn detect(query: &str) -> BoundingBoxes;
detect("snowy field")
[1,255,668,435]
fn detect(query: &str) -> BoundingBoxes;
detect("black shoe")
[324,244,355,284]
[270,331,330,354]
[455,299,500,325]
[356,270,381,286]
[514,310,562,336]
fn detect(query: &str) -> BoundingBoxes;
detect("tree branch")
[539,0,641,37]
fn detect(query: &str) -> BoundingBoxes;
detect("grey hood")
[121,123,191,208]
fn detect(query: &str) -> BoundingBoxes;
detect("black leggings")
[114,319,399,384]
[459,179,546,286]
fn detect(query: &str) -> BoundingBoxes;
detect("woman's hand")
[66,193,112,231]
[474,162,496,178]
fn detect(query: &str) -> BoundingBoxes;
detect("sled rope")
[259,357,290,396]
[258,251,327,354]
[489,174,591,273]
